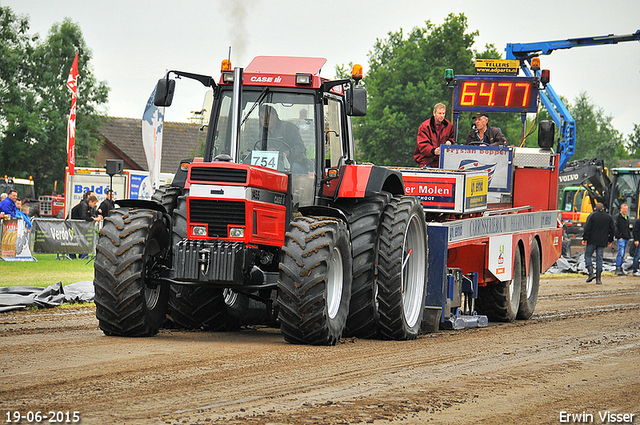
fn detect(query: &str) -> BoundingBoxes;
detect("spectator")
[582,202,615,284]
[71,194,103,222]
[465,112,507,146]
[14,200,32,232]
[414,103,456,168]
[0,189,18,218]
[631,219,640,277]
[614,203,631,275]
[98,190,115,218]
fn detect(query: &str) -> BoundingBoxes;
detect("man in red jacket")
[414,103,456,168]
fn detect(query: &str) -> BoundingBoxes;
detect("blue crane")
[505,30,640,172]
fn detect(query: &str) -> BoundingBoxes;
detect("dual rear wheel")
[477,241,541,322]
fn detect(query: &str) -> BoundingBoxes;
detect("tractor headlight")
[229,227,244,238]
[192,226,207,236]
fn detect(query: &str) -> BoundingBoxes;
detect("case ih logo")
[250,76,282,83]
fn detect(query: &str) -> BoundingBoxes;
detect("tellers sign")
[453,76,538,113]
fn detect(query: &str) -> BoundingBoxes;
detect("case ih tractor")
[94,56,563,345]
[93,57,427,345]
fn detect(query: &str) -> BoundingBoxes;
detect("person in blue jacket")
[14,199,32,232]
[0,189,18,217]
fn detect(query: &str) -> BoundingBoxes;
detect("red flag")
[66,52,79,175]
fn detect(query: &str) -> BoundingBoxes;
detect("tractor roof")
[223,56,329,89]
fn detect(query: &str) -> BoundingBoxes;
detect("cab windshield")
[212,90,316,175]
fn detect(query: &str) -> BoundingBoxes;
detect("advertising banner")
[32,219,98,254]
[440,145,513,193]
[1,218,34,261]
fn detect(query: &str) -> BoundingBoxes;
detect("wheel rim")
[326,246,344,319]
[142,231,166,311]
[526,272,534,298]
[224,288,238,307]
[401,215,426,328]
[145,285,161,310]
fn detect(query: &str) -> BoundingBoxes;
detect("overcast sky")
[4,0,640,136]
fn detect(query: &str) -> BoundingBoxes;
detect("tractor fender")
[115,199,168,215]
[298,205,349,224]
[334,164,404,200]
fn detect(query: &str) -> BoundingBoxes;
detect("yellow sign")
[465,174,488,210]
[475,59,519,75]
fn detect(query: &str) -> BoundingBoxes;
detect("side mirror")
[538,120,555,149]
[154,78,176,107]
[346,87,367,117]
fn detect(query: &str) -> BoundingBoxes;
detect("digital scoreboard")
[453,76,538,113]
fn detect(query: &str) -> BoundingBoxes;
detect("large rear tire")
[342,194,390,338]
[518,241,540,320]
[278,216,352,345]
[93,208,171,336]
[377,196,428,340]
[477,245,523,322]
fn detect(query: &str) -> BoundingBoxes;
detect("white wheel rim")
[401,215,426,328]
[326,246,344,319]
[145,286,161,310]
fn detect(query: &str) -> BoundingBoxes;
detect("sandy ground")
[1,273,639,425]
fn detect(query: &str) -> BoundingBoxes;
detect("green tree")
[570,92,623,167]
[354,14,510,166]
[625,124,640,158]
[0,8,108,195]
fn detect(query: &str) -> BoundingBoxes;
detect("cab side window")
[324,97,344,169]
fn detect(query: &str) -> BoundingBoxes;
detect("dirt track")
[1,274,639,425]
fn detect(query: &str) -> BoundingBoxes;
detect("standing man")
[630,218,640,277]
[98,190,115,218]
[582,202,615,284]
[614,203,631,275]
[466,112,508,146]
[414,103,456,168]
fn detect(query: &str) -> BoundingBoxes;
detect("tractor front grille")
[189,199,245,238]
[190,167,247,184]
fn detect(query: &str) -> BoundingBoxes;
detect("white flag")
[142,85,164,193]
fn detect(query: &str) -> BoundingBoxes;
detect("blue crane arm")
[505,30,640,172]
[505,30,640,60]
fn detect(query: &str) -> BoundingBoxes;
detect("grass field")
[1,254,95,288]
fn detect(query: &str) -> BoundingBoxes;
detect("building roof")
[99,117,205,173]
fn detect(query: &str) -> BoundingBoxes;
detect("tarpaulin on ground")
[32,219,98,254]
[545,252,623,274]
[0,281,94,313]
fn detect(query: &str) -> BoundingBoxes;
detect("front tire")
[377,196,428,340]
[278,216,352,345]
[93,208,171,336]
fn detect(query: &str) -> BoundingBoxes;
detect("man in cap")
[466,112,507,146]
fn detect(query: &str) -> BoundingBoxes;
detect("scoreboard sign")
[453,75,538,114]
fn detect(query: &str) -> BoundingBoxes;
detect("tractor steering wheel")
[253,138,292,158]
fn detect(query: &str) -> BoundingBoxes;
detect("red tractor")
[93,57,428,345]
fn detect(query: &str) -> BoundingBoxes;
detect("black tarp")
[0,281,94,313]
